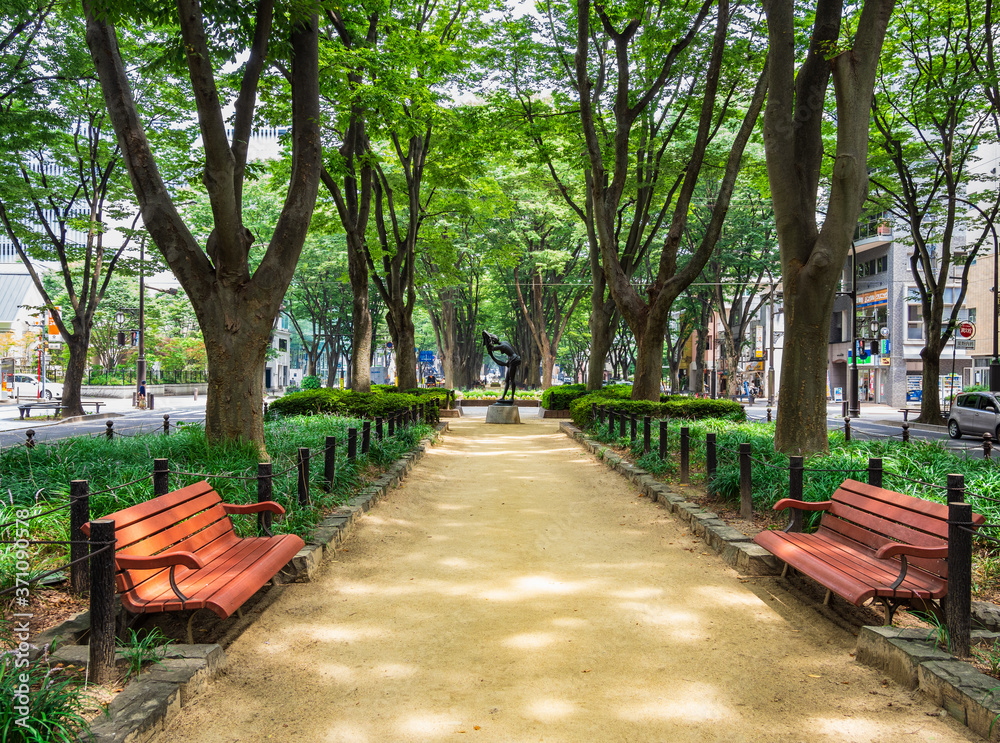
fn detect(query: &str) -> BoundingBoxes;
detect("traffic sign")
[958,321,976,339]
[956,339,975,349]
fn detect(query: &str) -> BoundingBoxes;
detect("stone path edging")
[561,420,1000,741]
[25,421,449,743]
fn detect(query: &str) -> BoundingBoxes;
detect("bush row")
[268,386,451,422]
[540,384,587,410]
[570,388,745,428]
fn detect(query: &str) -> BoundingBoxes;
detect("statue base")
[485,403,521,424]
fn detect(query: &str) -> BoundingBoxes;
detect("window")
[980,396,998,413]
[958,394,977,408]
[907,305,923,340]
[278,339,287,351]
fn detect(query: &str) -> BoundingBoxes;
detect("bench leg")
[780,562,790,579]
[823,589,832,606]
[186,609,207,645]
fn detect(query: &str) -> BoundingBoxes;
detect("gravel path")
[155,417,978,742]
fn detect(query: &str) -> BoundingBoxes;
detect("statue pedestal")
[485,403,521,424]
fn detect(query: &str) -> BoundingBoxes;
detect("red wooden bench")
[83,481,304,641]
[753,479,984,624]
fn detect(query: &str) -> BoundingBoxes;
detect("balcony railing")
[854,219,893,242]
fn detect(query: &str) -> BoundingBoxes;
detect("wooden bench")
[898,408,921,421]
[82,481,304,641]
[753,479,984,624]
[18,401,104,419]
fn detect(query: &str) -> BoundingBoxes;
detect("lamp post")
[945,195,1000,392]
[849,240,860,417]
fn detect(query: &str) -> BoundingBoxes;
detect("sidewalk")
[152,417,975,743]
[0,393,207,433]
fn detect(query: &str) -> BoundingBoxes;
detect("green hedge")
[267,388,442,422]
[570,389,745,428]
[541,384,587,410]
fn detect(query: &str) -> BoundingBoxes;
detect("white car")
[12,373,63,399]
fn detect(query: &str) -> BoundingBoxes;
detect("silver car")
[948,391,1000,441]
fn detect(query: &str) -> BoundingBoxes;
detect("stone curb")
[561,421,1000,740]
[28,421,450,743]
[558,422,780,577]
[857,626,1000,740]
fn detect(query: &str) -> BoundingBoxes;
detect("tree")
[0,15,172,416]
[869,0,1000,423]
[763,0,894,454]
[572,0,769,400]
[84,0,322,450]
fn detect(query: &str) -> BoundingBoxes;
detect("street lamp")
[943,195,1000,393]
[849,240,860,417]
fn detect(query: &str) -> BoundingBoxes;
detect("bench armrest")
[875,542,948,560]
[772,499,833,513]
[116,551,205,571]
[223,501,286,516]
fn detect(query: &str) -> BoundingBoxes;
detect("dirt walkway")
[156,417,978,743]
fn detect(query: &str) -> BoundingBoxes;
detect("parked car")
[947,391,1000,441]
[12,373,63,399]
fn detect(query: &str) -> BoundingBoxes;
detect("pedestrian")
[137,379,147,409]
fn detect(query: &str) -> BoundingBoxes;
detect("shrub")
[267,388,442,423]
[570,390,745,428]
[301,375,321,390]
[541,384,587,410]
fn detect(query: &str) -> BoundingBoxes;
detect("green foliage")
[301,376,321,390]
[0,652,90,743]
[267,387,447,423]
[541,384,587,410]
[568,386,743,428]
[117,628,173,681]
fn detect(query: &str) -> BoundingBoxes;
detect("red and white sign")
[958,321,976,339]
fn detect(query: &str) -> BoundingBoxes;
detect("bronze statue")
[483,331,520,404]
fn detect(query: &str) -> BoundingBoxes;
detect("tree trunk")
[389,308,418,389]
[774,271,838,452]
[203,322,268,451]
[587,296,615,390]
[920,344,945,423]
[349,278,371,392]
[632,326,665,399]
[60,330,90,418]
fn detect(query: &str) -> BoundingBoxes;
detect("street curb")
[560,421,1000,740]
[26,421,449,743]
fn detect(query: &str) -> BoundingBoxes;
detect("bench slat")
[834,480,950,538]
[824,500,947,551]
[124,535,302,617]
[114,495,230,553]
[755,530,944,605]
[817,520,947,579]
[93,481,218,534]
[117,518,239,593]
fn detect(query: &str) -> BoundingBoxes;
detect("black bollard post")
[25,429,35,449]
[767,406,772,423]
[348,428,358,459]
[388,414,396,437]
[788,456,804,533]
[106,420,114,440]
[868,457,883,488]
[163,414,170,435]
[153,458,169,496]
[618,411,627,439]
[324,436,337,492]
[946,476,972,657]
[297,447,311,506]
[257,462,274,534]
[629,415,637,443]
[984,432,994,461]
[706,432,717,480]
[376,417,384,441]
[643,416,651,454]
[659,420,668,460]
[362,421,371,455]
[70,480,90,594]
[739,443,752,521]
[902,422,910,443]
[680,427,690,485]
[844,417,851,442]
[89,519,117,684]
